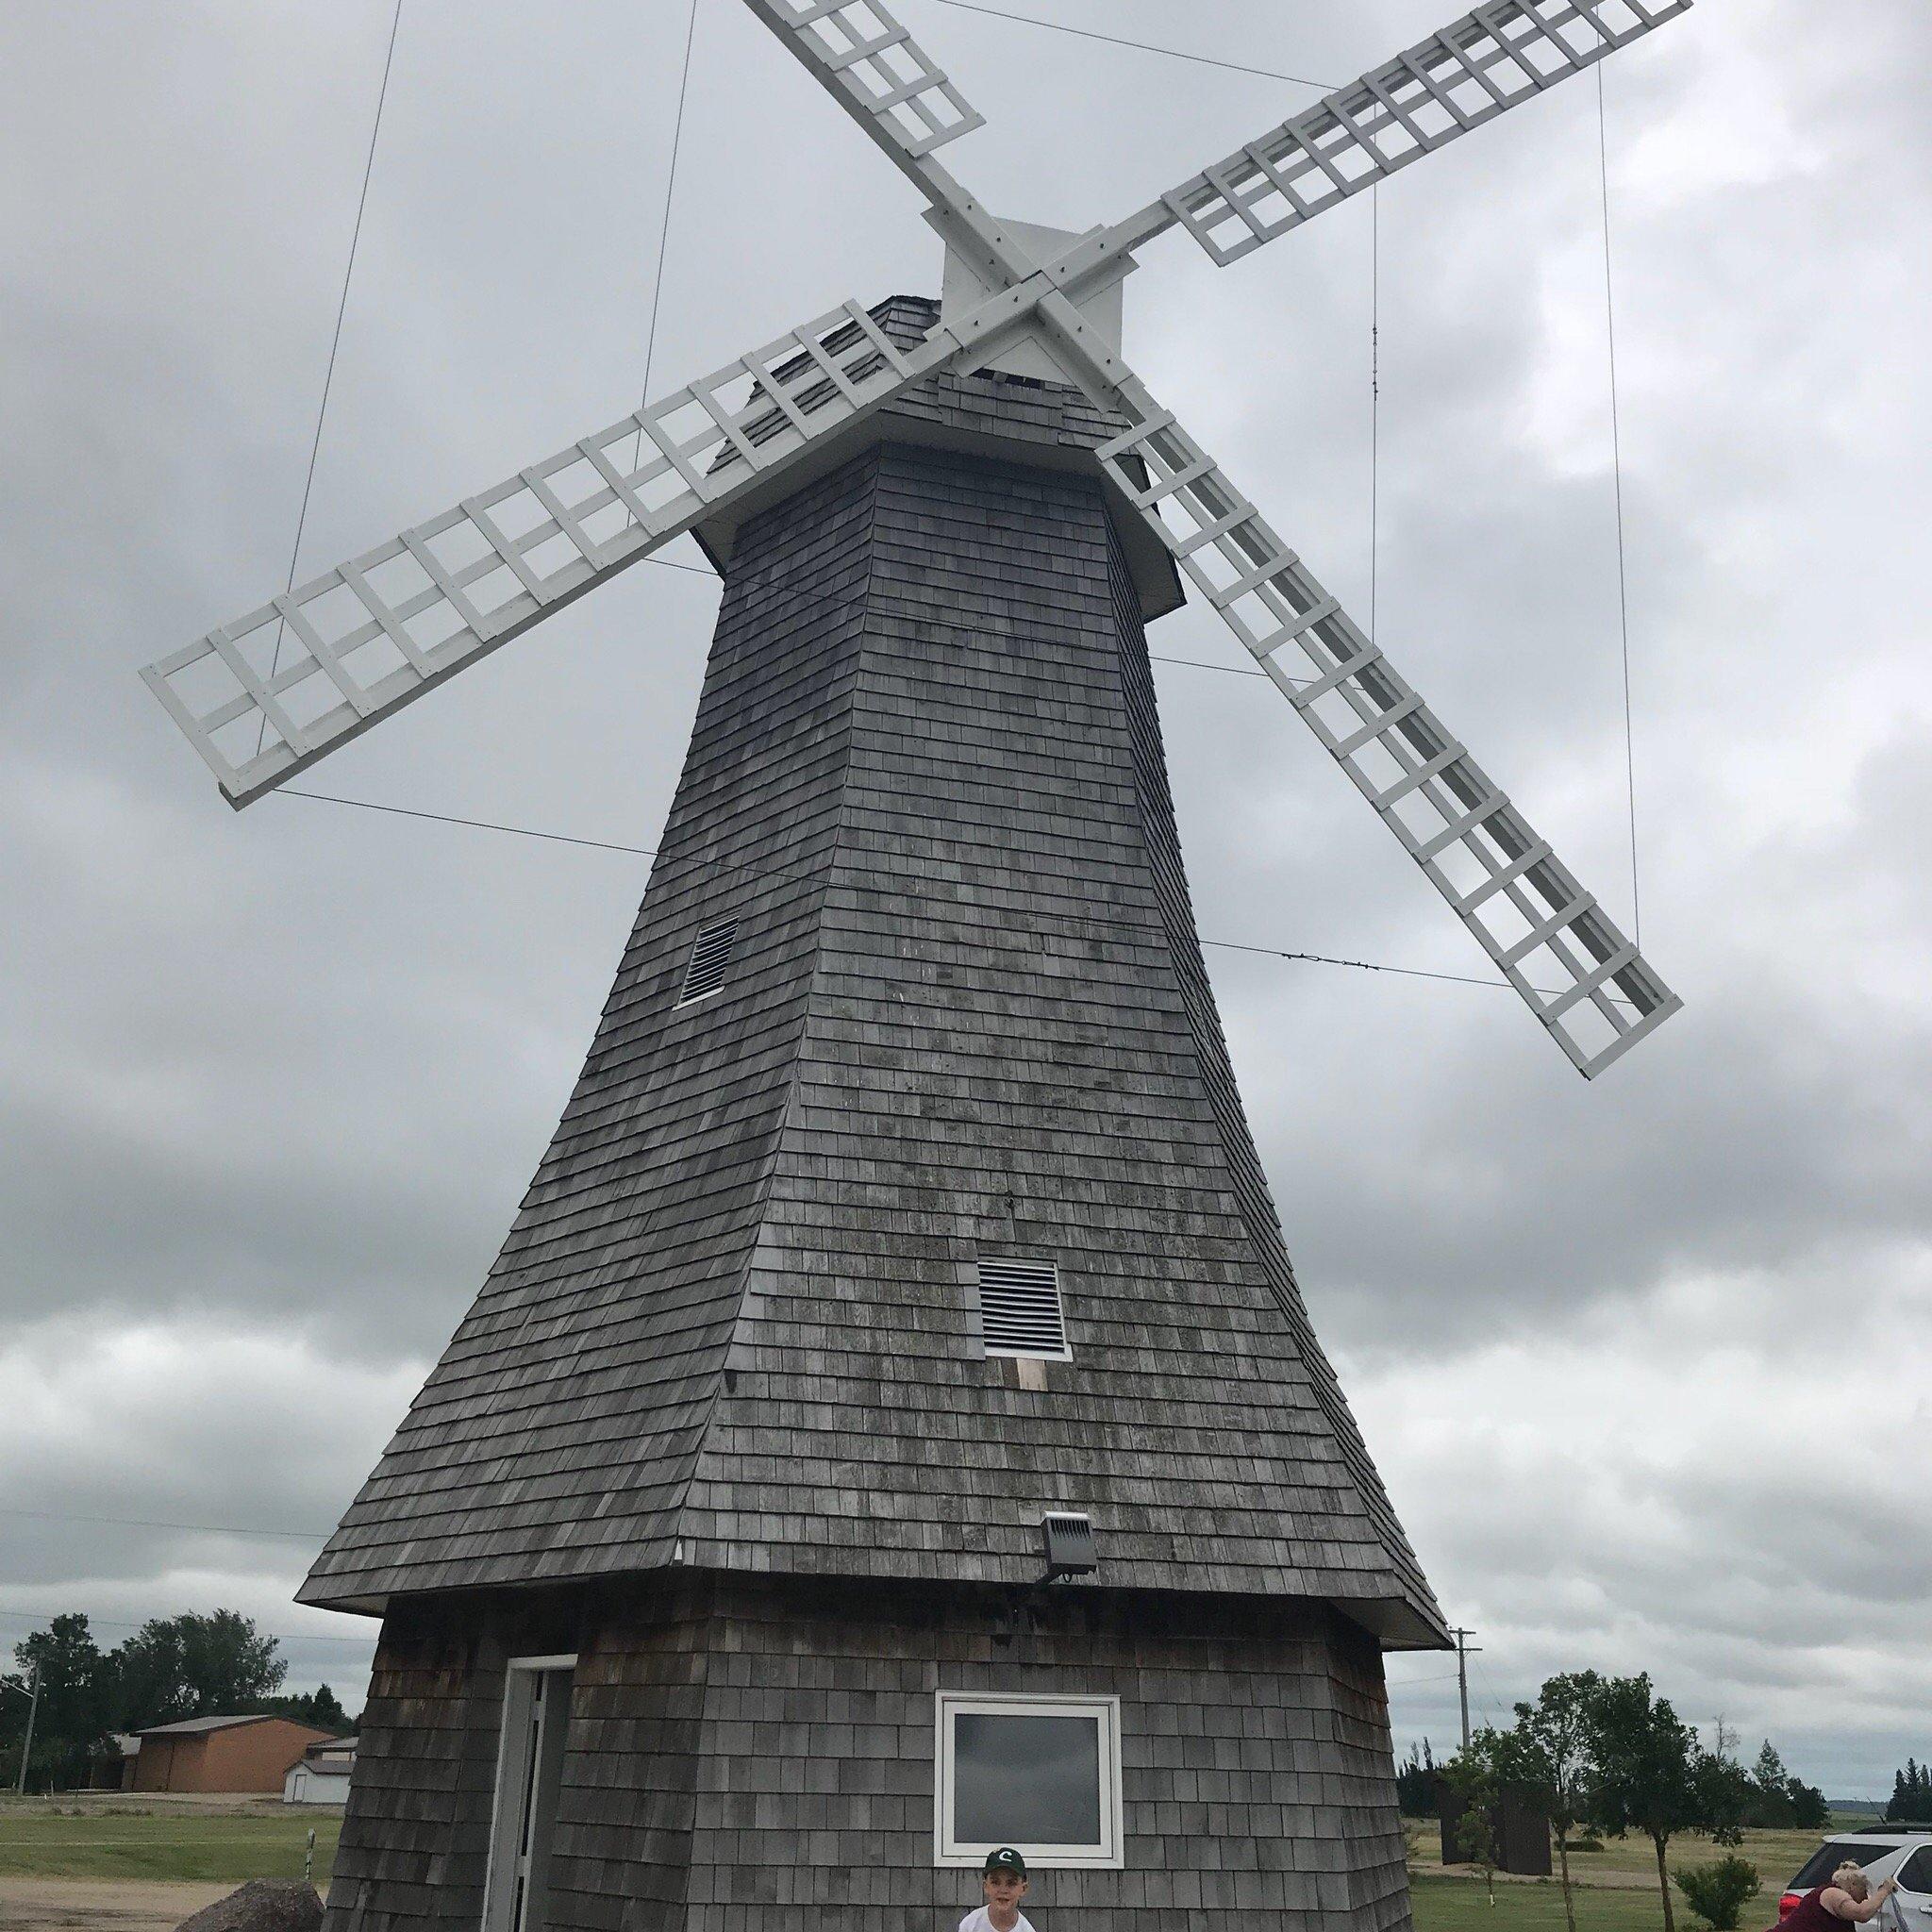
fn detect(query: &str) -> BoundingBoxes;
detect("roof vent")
[676,917,738,1006]
[976,1257,1070,1360]
[1041,1511,1097,1582]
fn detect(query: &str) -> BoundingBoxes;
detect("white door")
[1890,1848,1932,1932]
[483,1660,575,1932]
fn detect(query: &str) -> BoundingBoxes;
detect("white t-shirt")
[959,1910,1035,1932]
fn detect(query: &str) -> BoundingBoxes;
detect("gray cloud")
[4,0,1926,1795]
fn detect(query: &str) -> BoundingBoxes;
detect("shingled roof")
[301,304,1446,1648]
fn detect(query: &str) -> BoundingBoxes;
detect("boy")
[960,1847,1034,1932]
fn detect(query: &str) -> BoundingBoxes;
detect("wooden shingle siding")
[303,300,1441,1647]
[325,1576,1412,1932]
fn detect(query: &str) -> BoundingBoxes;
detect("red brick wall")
[136,1720,336,1793]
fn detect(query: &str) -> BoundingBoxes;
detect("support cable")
[276,787,1615,1003]
[927,0,1334,90]
[1596,65,1642,946]
[634,0,701,463]
[256,0,406,757]
[1370,183,1381,642]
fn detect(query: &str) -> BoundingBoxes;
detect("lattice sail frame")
[144,303,926,806]
[745,0,984,161]
[1092,396,1680,1076]
[1162,0,1691,266]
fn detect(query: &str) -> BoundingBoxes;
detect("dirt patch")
[0,1878,233,1932]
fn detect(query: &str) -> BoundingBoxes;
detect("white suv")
[1780,1832,1932,1924]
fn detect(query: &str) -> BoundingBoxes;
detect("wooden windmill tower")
[142,3,1690,1927]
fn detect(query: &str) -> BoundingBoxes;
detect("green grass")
[1412,1874,1676,1932]
[0,1807,339,1885]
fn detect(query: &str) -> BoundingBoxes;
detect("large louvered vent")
[676,918,738,1006]
[976,1257,1071,1361]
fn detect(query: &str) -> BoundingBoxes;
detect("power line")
[1,1507,329,1542]
[926,0,1335,90]
[257,0,406,757]
[0,1606,373,1649]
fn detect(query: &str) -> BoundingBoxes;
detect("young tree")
[1583,1674,1705,1932]
[1675,1857,1762,1932]
[1499,1671,1602,1932]
[1446,1730,1507,1907]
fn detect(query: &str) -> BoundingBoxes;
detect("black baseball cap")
[984,1849,1027,1877]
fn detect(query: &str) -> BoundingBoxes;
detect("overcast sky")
[3,0,1927,1801]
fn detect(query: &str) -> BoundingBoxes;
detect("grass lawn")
[0,1804,1840,1913]
[1412,1874,1677,1932]
[0,1805,339,1885]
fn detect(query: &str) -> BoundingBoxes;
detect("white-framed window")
[933,1690,1124,1869]
[481,1654,577,1932]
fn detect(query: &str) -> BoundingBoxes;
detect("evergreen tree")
[1396,1739,1440,1818]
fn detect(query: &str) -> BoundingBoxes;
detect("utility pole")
[1450,1628,1482,1753]
[14,1663,41,1796]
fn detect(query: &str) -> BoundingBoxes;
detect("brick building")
[133,1714,338,1795]
[300,298,1447,1932]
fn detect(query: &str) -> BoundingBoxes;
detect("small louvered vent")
[977,1257,1070,1360]
[676,918,738,1006]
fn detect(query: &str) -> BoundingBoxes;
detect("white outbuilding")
[282,1734,356,1806]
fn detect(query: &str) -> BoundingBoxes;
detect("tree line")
[1404,1672,1829,1932]
[2,1610,357,1793]
[1886,1759,1932,1822]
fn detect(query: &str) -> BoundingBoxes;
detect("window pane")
[953,1713,1102,1846]
[1898,1851,1932,1894]
[1792,1844,1880,1889]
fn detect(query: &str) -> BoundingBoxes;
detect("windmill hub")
[935,213,1132,384]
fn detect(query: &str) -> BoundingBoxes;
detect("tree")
[1582,1674,1706,1932]
[260,1684,353,1735]
[1499,1671,1603,1932]
[108,1610,286,1729]
[1696,1748,1753,1848]
[1749,1743,1795,1828]
[2,1614,112,1793]
[1396,1739,1440,1819]
[1675,1857,1762,1932]
[1446,1730,1507,1907]
[1886,1760,1932,1823]
[1789,1779,1828,1830]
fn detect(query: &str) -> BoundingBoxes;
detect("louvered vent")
[976,1257,1070,1361]
[676,918,738,1006]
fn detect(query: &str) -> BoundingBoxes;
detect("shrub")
[1674,1856,1762,1931]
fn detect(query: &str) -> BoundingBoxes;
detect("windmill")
[141,6,1696,1927]
[145,0,1687,1081]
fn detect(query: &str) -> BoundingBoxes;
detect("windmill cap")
[984,1849,1027,1877]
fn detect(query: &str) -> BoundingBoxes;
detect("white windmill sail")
[143,301,941,807]
[1157,0,1691,267]
[143,0,1694,1075]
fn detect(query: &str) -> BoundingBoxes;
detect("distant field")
[0,1801,339,1885]
[1411,1820,1833,1894]
[1412,1874,1670,1932]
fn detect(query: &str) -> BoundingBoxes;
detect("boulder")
[175,1879,323,1932]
